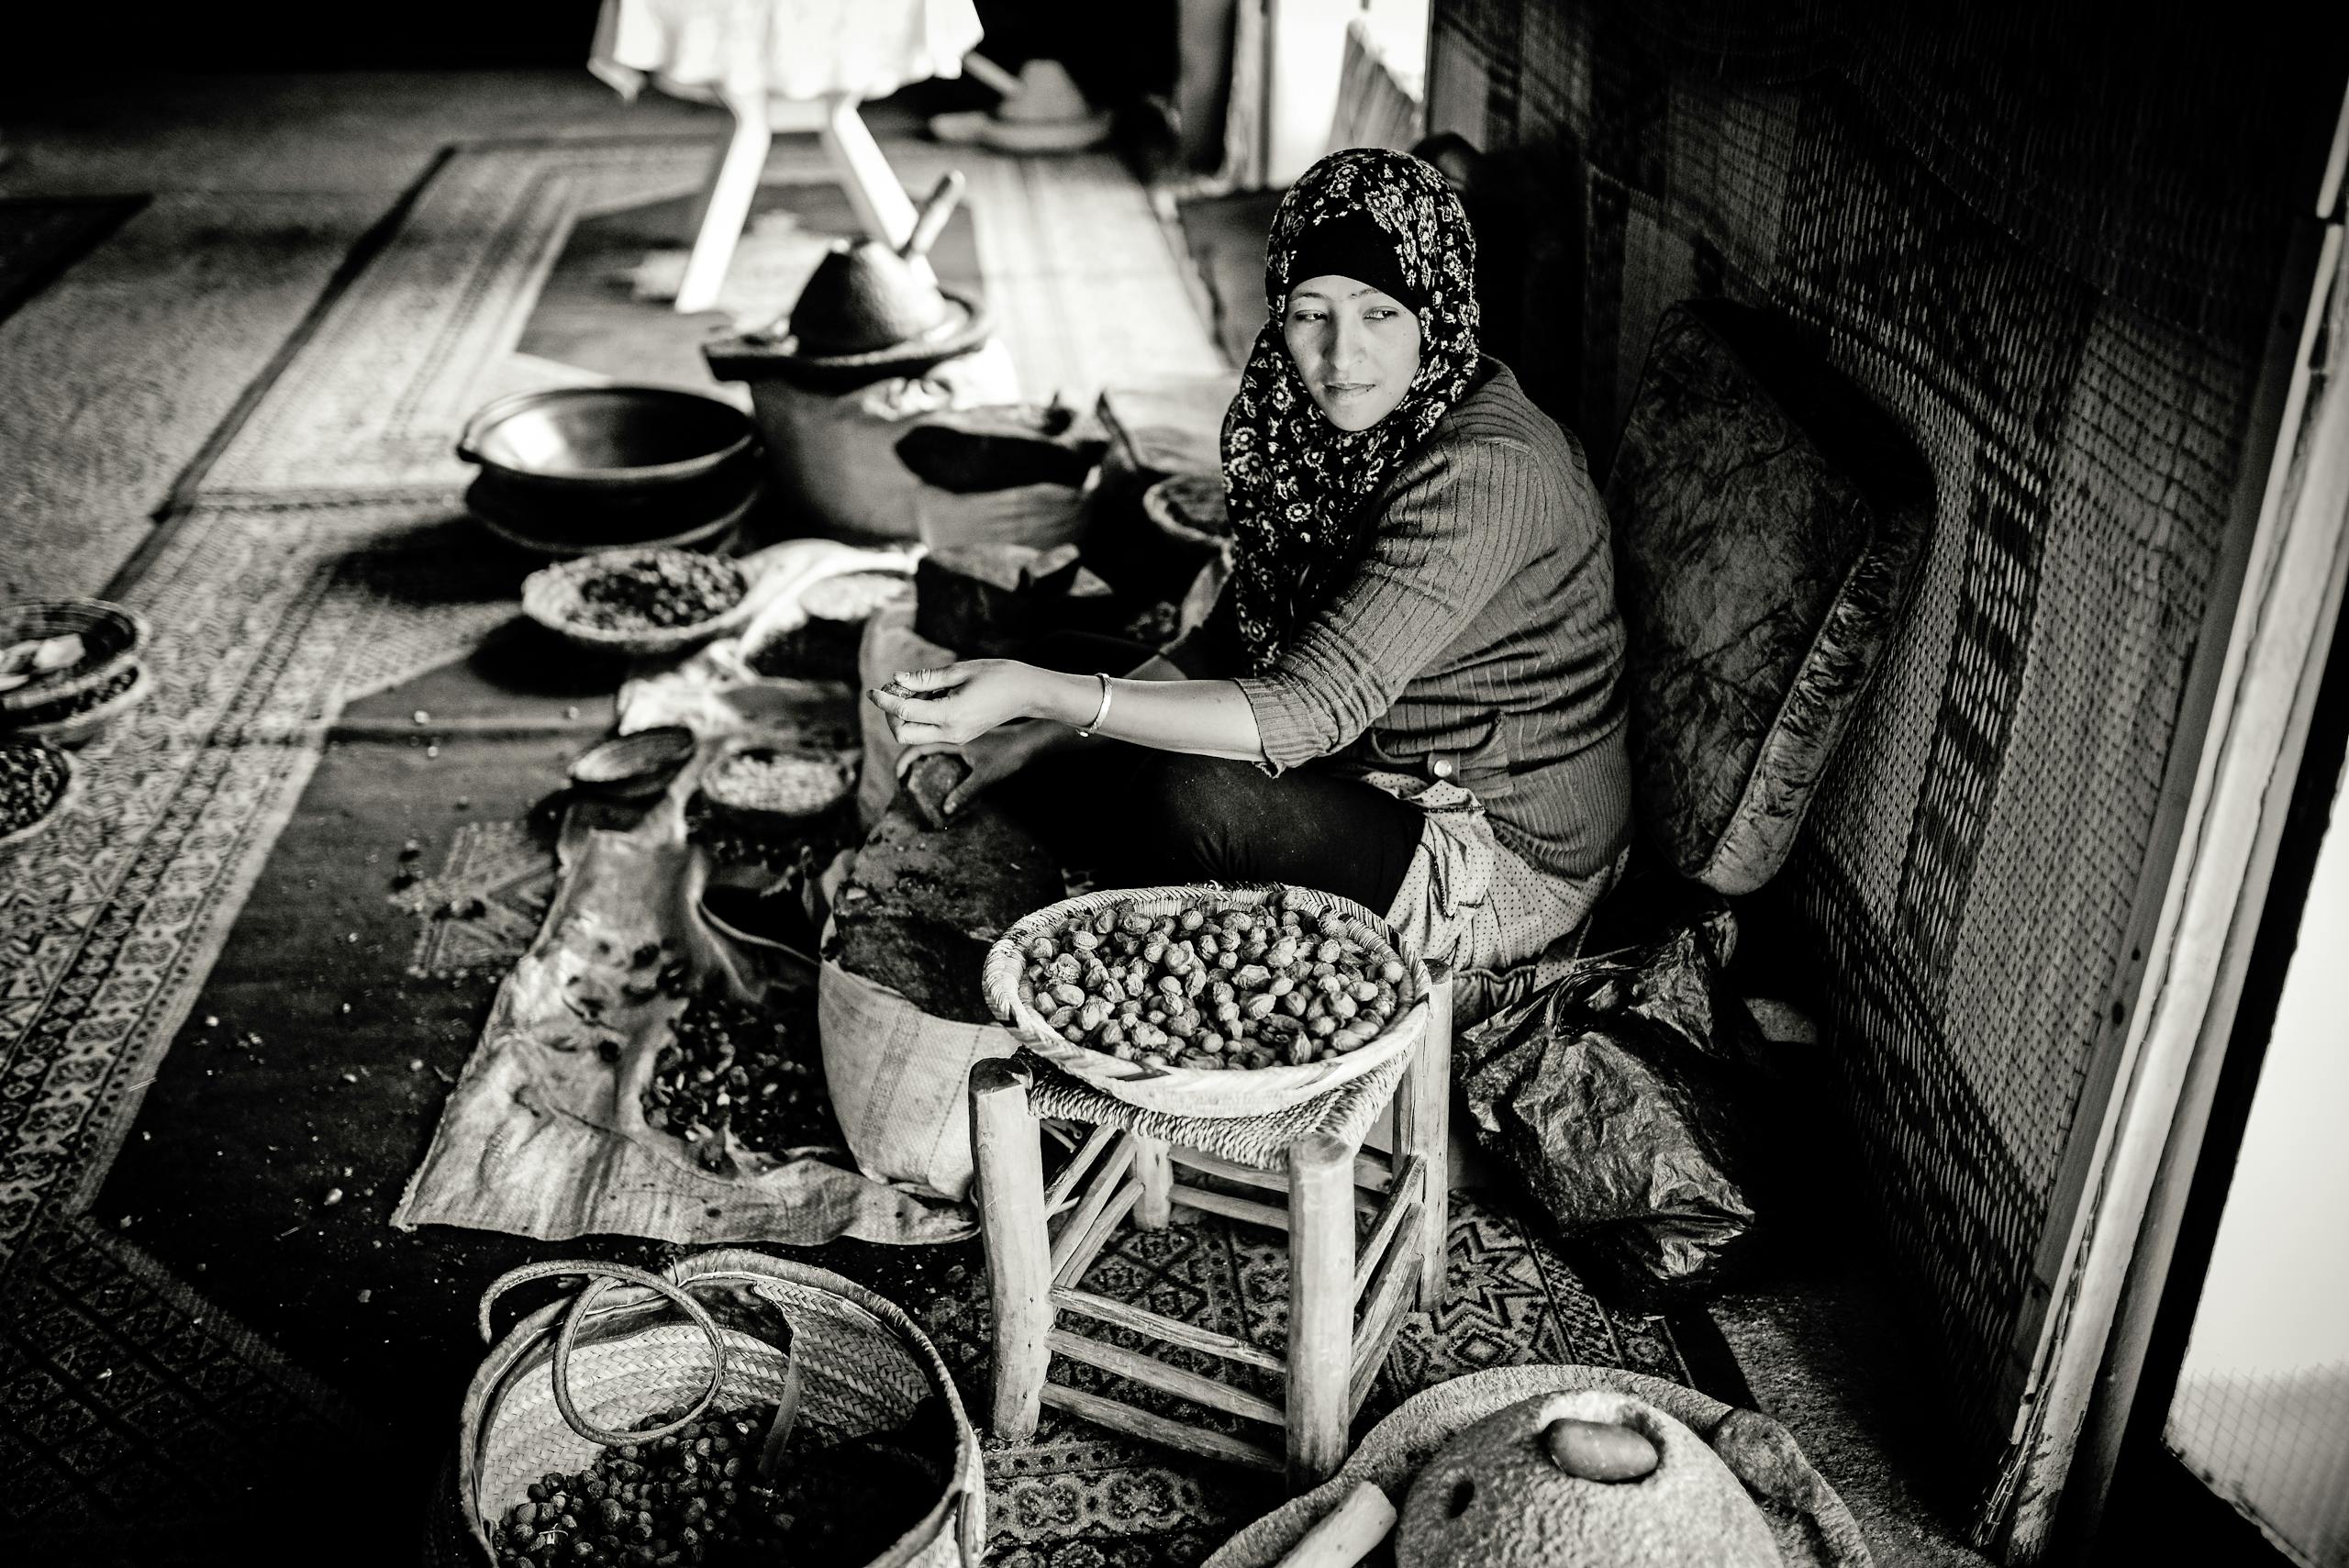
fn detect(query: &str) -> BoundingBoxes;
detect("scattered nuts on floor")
[642,986,836,1168]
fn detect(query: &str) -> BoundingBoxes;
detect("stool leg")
[971,1058,1051,1441]
[1393,960,1454,1309]
[1130,1134,1173,1229]
[1286,1131,1355,1490]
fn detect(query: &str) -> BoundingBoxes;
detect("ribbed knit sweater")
[1181,360,1633,882]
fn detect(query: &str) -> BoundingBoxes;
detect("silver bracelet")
[1077,671,1114,737]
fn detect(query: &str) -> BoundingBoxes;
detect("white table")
[590,0,984,312]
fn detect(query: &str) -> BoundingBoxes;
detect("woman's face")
[1282,273,1422,431]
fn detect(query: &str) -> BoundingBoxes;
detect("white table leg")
[676,91,774,314]
[815,92,918,252]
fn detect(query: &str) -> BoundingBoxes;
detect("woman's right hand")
[894,719,1059,820]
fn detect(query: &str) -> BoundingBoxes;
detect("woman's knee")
[1130,753,1264,877]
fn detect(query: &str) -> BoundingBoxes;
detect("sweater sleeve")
[1235,434,1542,773]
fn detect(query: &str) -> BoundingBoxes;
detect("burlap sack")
[914,480,1088,552]
[817,928,1019,1204]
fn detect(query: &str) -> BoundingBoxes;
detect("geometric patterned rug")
[941,1188,1699,1568]
[0,499,517,1262]
[0,1211,383,1564]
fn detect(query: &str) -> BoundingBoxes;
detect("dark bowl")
[456,385,759,493]
[465,450,765,557]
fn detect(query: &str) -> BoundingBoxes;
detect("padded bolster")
[1607,300,1933,895]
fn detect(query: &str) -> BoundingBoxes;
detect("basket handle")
[477,1260,730,1447]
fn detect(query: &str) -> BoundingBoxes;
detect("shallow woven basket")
[453,1251,983,1568]
[982,883,1430,1117]
[4,661,151,748]
[0,740,77,852]
[0,599,149,717]
[520,548,757,658]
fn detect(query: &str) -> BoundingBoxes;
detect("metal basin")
[456,385,759,492]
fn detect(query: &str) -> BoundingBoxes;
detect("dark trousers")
[996,633,1426,915]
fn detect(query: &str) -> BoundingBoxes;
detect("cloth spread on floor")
[391,540,985,1246]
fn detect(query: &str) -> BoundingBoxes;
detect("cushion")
[1606,300,1933,895]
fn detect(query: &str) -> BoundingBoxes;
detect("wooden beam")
[1040,1383,1284,1472]
[1047,1329,1285,1425]
[1168,1182,1291,1232]
[970,1057,1051,1442]
[1132,1133,1174,1229]
[1052,1182,1141,1290]
[1052,1286,1284,1372]
[1393,961,1453,1308]
[1049,1140,1136,1271]
[1286,1133,1356,1489]
[1351,1207,1423,1415]
[1352,1158,1423,1306]
[1044,1125,1119,1214]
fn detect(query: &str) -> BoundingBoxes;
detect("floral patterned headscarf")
[1221,149,1481,673]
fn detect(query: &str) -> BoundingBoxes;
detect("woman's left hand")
[868,660,1047,747]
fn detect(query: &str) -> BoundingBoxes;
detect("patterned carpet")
[1,134,1723,1566]
[929,1187,1697,1568]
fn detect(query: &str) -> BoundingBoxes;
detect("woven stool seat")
[970,965,1455,1492]
[1015,1048,1410,1171]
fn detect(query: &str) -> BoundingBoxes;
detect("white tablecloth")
[590,0,983,105]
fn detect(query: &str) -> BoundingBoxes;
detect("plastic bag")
[1455,903,1763,1293]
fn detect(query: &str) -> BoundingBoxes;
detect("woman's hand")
[894,721,1057,818]
[867,660,1052,747]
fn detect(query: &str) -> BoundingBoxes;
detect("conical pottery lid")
[787,240,955,357]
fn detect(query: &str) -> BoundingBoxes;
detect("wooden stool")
[968,962,1453,1491]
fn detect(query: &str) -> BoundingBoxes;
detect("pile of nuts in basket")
[573,554,746,631]
[0,742,70,838]
[486,1396,946,1568]
[1014,895,1410,1071]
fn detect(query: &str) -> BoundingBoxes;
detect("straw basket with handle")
[982,883,1431,1118]
[442,1250,983,1568]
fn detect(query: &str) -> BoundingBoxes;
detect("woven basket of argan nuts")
[442,1251,982,1568]
[982,883,1431,1117]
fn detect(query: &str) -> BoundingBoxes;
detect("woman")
[871,148,1631,1013]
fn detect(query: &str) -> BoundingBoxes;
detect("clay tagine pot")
[709,172,992,394]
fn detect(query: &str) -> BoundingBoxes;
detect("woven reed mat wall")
[1426,0,2343,1524]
